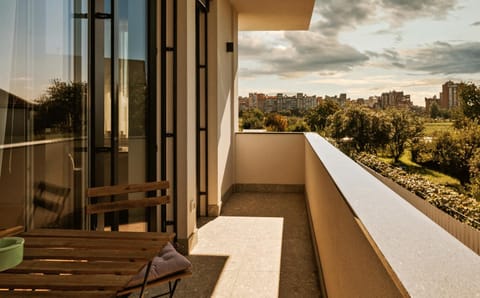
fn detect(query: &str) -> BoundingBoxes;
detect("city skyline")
[238,0,480,106]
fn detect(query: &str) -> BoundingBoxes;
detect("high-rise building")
[440,81,459,109]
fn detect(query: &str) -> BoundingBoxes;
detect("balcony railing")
[235,132,480,297]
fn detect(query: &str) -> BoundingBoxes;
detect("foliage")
[34,79,86,135]
[429,102,451,119]
[369,111,392,153]
[356,152,480,229]
[386,109,424,162]
[429,102,441,119]
[265,113,288,132]
[240,108,264,130]
[459,82,480,120]
[430,121,480,185]
[327,104,376,152]
[468,149,480,201]
[304,99,339,132]
[288,118,310,132]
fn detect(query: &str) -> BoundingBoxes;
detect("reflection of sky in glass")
[0,0,146,101]
[0,0,83,101]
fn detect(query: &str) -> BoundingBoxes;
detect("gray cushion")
[126,242,192,288]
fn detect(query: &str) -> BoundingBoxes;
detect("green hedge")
[355,152,480,230]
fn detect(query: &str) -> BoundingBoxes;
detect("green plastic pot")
[0,237,24,271]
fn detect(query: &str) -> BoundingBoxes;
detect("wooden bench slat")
[7,260,144,275]
[22,229,175,241]
[0,226,24,238]
[87,181,169,197]
[0,290,116,298]
[24,247,157,261]
[0,274,131,290]
[86,196,170,215]
[23,236,168,250]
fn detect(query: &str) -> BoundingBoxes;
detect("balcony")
[139,132,480,297]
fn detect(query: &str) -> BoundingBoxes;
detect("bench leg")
[152,279,180,298]
[139,260,153,298]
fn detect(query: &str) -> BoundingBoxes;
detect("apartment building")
[379,90,413,109]
[440,80,460,109]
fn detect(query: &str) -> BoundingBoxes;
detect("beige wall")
[304,140,404,297]
[175,0,197,248]
[207,0,238,214]
[235,133,305,185]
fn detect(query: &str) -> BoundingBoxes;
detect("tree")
[305,99,339,132]
[288,119,310,132]
[327,105,374,152]
[432,121,480,185]
[35,79,86,136]
[370,111,393,153]
[240,108,264,130]
[429,102,441,119]
[459,82,480,120]
[265,113,288,132]
[386,109,424,162]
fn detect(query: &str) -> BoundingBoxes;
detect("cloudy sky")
[238,0,480,106]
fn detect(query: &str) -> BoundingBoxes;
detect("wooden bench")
[0,181,192,297]
[86,181,192,297]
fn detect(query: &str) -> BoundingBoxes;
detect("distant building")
[440,81,459,110]
[379,90,412,109]
[239,96,249,111]
[324,94,349,107]
[425,95,440,113]
[367,96,379,108]
[241,92,318,113]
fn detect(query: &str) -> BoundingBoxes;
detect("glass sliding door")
[0,0,88,229]
[91,0,150,231]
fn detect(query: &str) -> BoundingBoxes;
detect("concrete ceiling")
[231,0,315,31]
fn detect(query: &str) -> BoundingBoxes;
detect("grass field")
[379,150,462,191]
[423,121,454,136]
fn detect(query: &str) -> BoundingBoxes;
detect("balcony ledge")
[305,132,480,297]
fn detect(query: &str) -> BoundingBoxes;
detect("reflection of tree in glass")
[127,61,147,137]
[34,79,86,137]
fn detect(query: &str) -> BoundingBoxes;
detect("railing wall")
[304,133,480,297]
[365,167,480,255]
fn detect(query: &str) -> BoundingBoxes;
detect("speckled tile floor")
[141,192,322,298]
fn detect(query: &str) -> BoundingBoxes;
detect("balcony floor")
[143,192,322,297]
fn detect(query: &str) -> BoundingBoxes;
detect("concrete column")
[176,0,197,253]
[207,0,237,216]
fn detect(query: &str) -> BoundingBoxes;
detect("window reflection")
[0,0,87,229]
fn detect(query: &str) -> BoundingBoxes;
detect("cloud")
[312,0,376,37]
[239,32,369,78]
[472,21,480,26]
[379,0,458,20]
[312,0,458,36]
[372,41,480,74]
[237,34,273,58]
[239,0,460,80]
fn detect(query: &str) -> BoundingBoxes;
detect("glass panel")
[96,0,148,231]
[0,0,88,229]
[117,0,148,231]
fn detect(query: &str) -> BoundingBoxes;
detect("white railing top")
[305,132,480,297]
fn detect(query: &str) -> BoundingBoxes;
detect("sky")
[238,0,480,106]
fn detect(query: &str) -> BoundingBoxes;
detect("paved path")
[145,192,322,298]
